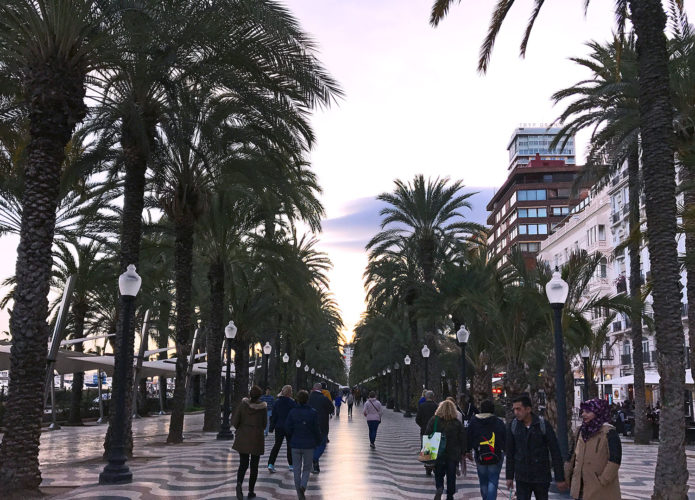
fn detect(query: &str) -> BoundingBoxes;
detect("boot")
[236,482,243,499]
[433,487,443,500]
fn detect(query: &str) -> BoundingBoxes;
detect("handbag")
[418,416,447,464]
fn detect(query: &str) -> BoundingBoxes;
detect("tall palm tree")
[430,2,687,493]
[0,1,111,490]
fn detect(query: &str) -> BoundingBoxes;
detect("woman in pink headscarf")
[565,398,622,500]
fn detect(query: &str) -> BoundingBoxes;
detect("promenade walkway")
[25,404,695,498]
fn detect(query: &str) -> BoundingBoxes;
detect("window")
[543,174,553,183]
[518,189,546,201]
[519,242,540,252]
[518,224,547,235]
[518,207,547,218]
[598,258,607,278]
[552,206,569,216]
[598,225,606,241]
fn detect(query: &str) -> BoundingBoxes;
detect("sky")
[0,1,685,343]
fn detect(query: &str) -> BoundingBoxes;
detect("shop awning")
[598,369,694,386]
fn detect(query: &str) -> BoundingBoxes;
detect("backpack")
[476,426,500,465]
[511,415,547,436]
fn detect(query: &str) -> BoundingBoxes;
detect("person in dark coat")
[232,385,267,499]
[416,390,438,476]
[505,395,566,500]
[425,400,467,500]
[467,400,506,500]
[308,382,334,473]
[267,385,298,473]
[285,390,322,500]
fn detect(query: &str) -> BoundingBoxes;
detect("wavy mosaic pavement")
[35,407,695,499]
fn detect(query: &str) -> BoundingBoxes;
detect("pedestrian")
[285,390,322,500]
[467,400,506,500]
[232,385,267,499]
[418,389,428,405]
[347,391,355,417]
[334,392,343,417]
[320,381,333,401]
[363,390,383,449]
[416,390,438,476]
[565,398,622,500]
[446,396,463,423]
[308,382,334,473]
[425,400,466,500]
[267,385,298,473]
[460,394,479,428]
[260,387,275,437]
[505,395,566,500]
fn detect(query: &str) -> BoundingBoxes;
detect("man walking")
[415,390,438,476]
[308,382,334,473]
[505,395,566,500]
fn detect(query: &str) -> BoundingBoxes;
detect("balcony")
[621,354,633,366]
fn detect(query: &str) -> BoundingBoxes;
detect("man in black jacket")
[505,395,566,500]
[308,383,334,473]
[415,390,438,476]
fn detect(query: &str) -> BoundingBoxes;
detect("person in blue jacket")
[259,388,275,436]
[285,390,322,500]
[267,385,298,473]
[466,400,506,500]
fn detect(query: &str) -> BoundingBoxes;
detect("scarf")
[579,398,611,441]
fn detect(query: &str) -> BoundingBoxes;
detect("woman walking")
[347,391,355,417]
[425,400,466,500]
[566,398,622,500]
[363,391,383,449]
[285,390,322,499]
[267,385,298,473]
[232,385,268,499]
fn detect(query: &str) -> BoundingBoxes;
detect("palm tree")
[0,1,111,489]
[430,2,687,493]
[550,35,652,443]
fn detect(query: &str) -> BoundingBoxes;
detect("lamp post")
[404,355,412,417]
[304,364,309,388]
[100,265,141,484]
[394,362,401,412]
[263,342,272,389]
[546,269,570,460]
[311,368,315,386]
[282,353,289,385]
[580,345,591,402]
[295,360,301,388]
[421,344,430,389]
[217,320,238,440]
[441,370,447,398]
[456,325,471,398]
[387,367,392,404]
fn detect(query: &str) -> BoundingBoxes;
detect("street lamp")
[546,269,570,460]
[422,344,431,389]
[304,364,309,388]
[457,325,471,398]
[580,345,591,403]
[295,359,301,388]
[393,362,401,413]
[217,320,238,440]
[441,370,447,398]
[282,353,289,384]
[100,265,141,484]
[404,355,412,418]
[262,342,272,390]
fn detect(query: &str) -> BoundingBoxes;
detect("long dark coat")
[232,398,268,456]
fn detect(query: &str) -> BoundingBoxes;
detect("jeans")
[265,410,271,435]
[236,453,260,492]
[476,460,503,500]
[348,403,353,416]
[434,459,458,496]
[268,428,292,466]
[367,420,380,444]
[313,435,327,461]
[515,481,550,500]
[291,448,314,489]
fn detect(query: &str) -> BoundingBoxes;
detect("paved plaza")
[21,407,695,499]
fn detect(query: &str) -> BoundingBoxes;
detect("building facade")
[507,125,576,170]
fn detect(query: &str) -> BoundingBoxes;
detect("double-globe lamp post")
[262,342,272,389]
[100,265,141,485]
[421,344,430,389]
[581,345,591,403]
[546,269,570,461]
[404,355,412,418]
[217,320,238,440]
[282,353,289,385]
[295,360,301,388]
[457,325,471,398]
[304,364,309,388]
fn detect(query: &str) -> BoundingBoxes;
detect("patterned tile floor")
[18,406,695,499]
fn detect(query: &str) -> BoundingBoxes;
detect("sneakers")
[267,464,275,473]
[288,465,294,472]
[369,442,375,449]
[312,460,320,474]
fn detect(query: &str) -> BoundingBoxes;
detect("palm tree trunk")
[629,1,689,496]
[104,135,148,458]
[167,214,195,444]
[471,355,492,408]
[627,148,650,444]
[203,259,225,431]
[234,331,249,407]
[0,63,86,492]
[68,304,88,425]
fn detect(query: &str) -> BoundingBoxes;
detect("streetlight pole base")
[48,422,61,431]
[403,409,413,418]
[216,428,234,440]
[99,459,132,484]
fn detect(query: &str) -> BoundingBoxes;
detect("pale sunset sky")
[0,1,689,343]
